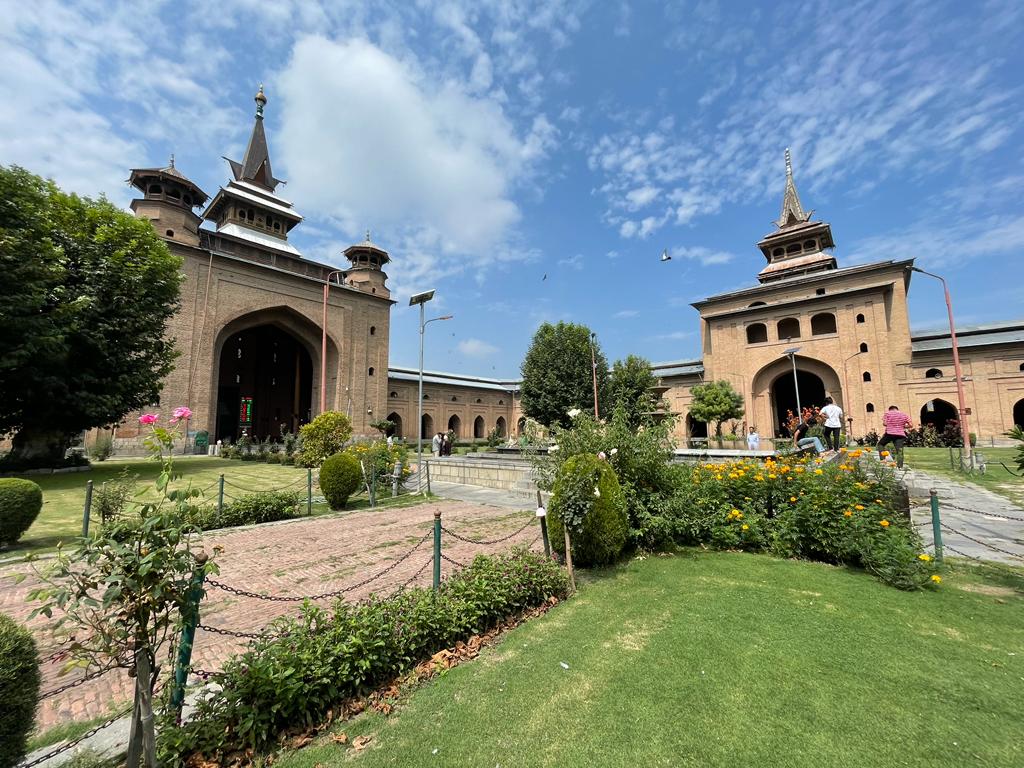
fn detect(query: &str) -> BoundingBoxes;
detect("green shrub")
[266,452,283,464]
[295,411,353,467]
[547,453,628,566]
[89,433,114,461]
[158,548,568,762]
[95,470,137,526]
[0,478,43,546]
[194,491,301,531]
[281,454,295,466]
[319,452,362,509]
[0,613,41,768]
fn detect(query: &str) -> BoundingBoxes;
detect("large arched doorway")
[751,355,843,438]
[516,416,526,435]
[421,413,434,441]
[386,412,403,438]
[772,370,826,430]
[496,416,507,437]
[473,415,485,439]
[686,413,708,440]
[215,324,313,442]
[1014,398,1024,428]
[920,398,957,431]
[448,414,461,438]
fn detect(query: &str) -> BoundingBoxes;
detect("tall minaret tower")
[755,149,837,282]
[128,155,208,246]
[342,231,392,298]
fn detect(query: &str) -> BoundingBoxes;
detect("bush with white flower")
[546,452,628,566]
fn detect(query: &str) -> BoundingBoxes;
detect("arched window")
[862,371,872,382]
[368,367,375,376]
[389,391,398,398]
[746,323,768,344]
[777,317,801,340]
[369,326,376,336]
[772,248,784,257]
[856,313,866,323]
[451,396,458,402]
[149,184,163,195]
[810,313,837,335]
[859,342,869,353]
[165,229,174,238]
[166,187,181,199]
[476,398,482,404]
[498,399,505,405]
[273,222,281,231]
[473,415,485,439]
[1018,363,1024,372]
[786,243,802,255]
[423,394,430,400]
[803,239,817,250]
[925,368,943,379]
[815,288,826,296]
[866,403,875,413]
[749,301,767,307]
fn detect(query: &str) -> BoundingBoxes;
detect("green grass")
[275,552,1023,768]
[26,701,130,752]
[2,457,429,557]
[905,447,1024,506]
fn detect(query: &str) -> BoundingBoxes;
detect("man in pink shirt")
[877,405,913,468]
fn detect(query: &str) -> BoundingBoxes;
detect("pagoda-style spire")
[776,148,811,229]
[223,84,282,191]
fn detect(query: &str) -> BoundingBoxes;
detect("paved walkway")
[903,467,1024,565]
[0,498,543,737]
[431,480,541,509]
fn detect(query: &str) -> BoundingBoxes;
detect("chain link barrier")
[39,666,117,700]
[939,502,1024,523]
[440,516,535,545]
[16,704,134,768]
[440,552,469,569]
[939,522,1024,562]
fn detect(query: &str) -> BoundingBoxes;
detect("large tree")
[688,380,745,439]
[0,166,183,464]
[609,354,658,429]
[520,322,609,428]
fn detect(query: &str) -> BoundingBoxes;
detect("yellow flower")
[737,512,744,519]
[768,473,777,479]
[789,496,797,502]
[716,474,723,480]
[794,466,804,474]
[879,519,890,527]
[855,504,865,511]
[755,474,764,481]
[930,574,942,584]
[843,510,853,517]
[741,524,749,531]
[875,499,884,504]
[814,469,823,475]
[880,450,890,457]
[918,553,932,562]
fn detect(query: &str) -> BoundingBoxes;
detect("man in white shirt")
[820,397,843,452]
[746,426,760,451]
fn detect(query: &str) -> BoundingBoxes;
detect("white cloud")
[457,338,499,357]
[558,253,585,270]
[656,330,695,341]
[671,246,736,266]
[614,309,639,319]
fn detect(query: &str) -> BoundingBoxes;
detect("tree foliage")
[609,355,657,429]
[0,165,183,465]
[295,411,353,467]
[520,322,609,428]
[689,380,745,438]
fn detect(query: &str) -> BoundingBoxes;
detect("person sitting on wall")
[793,416,825,454]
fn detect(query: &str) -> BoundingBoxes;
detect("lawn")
[276,551,1023,768]
[3,457,425,557]
[905,446,1024,506]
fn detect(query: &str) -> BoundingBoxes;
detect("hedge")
[548,454,629,566]
[193,491,301,531]
[0,478,43,546]
[319,452,362,509]
[0,613,41,768]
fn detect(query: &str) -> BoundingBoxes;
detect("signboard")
[239,397,253,426]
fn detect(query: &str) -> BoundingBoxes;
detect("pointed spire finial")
[365,228,372,243]
[785,147,792,178]
[169,153,175,169]
[255,83,267,118]
[776,148,808,229]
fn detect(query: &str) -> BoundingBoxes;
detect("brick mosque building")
[112,89,1024,450]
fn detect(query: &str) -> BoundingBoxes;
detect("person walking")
[793,416,825,454]
[820,397,843,452]
[877,405,913,468]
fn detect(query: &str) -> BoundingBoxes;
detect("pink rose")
[170,406,193,424]
[139,413,159,425]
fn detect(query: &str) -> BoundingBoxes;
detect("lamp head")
[409,289,436,306]
[783,347,801,356]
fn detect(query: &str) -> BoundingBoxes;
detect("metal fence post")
[929,488,943,563]
[82,480,94,537]
[425,460,431,495]
[392,461,401,498]
[171,551,209,717]
[433,510,442,591]
[307,468,313,516]
[217,474,225,516]
[536,490,550,557]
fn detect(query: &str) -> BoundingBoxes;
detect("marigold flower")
[790,496,797,502]
[814,469,823,475]
[139,413,159,425]
[918,553,932,562]
[755,474,764,481]
[843,510,853,517]
[880,451,890,457]
[768,473,777,479]
[879,519,890,527]
[930,574,942,584]
[855,504,865,511]
[741,524,749,531]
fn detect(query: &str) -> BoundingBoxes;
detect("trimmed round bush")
[319,452,362,510]
[0,478,43,546]
[0,613,41,767]
[548,454,628,566]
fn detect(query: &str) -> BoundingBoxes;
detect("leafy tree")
[520,322,609,428]
[0,165,182,465]
[609,355,657,429]
[295,411,353,466]
[688,380,745,438]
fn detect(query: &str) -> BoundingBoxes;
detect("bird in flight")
[542,273,548,281]
[660,249,671,262]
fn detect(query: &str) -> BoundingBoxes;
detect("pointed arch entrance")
[751,355,843,436]
[473,415,486,439]
[1014,398,1024,428]
[495,416,507,437]
[920,399,957,431]
[386,412,403,438]
[421,413,434,441]
[448,414,461,438]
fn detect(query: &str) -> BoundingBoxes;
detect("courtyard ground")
[904,447,1023,507]
[275,551,1024,768]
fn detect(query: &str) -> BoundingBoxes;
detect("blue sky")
[3,0,1023,378]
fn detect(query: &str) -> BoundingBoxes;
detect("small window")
[423,395,430,400]
[370,326,376,336]
[368,367,375,376]
[1018,363,1024,372]
[925,368,943,379]
[749,301,767,308]
[389,391,398,398]
[856,313,865,323]
[149,184,163,195]
[476,398,482,404]
[273,222,281,231]
[859,342,868,353]
[166,188,180,199]
[498,399,504,405]
[810,313,836,335]
[184,195,193,206]
[862,371,872,382]
[772,248,784,257]
[746,323,768,344]
[866,403,875,413]
[815,288,826,296]
[803,239,817,250]
[165,229,174,237]
[777,317,801,340]
[451,396,458,402]
[786,243,802,255]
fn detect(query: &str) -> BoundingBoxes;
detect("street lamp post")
[589,332,600,419]
[783,347,802,422]
[911,267,971,460]
[409,289,453,493]
[320,270,347,414]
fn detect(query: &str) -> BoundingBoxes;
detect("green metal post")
[171,552,208,717]
[433,510,442,591]
[370,465,377,508]
[930,489,943,563]
[307,468,313,516]
[537,491,550,557]
[82,480,93,537]
[217,474,225,516]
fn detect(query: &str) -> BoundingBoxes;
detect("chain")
[207,531,433,601]
[16,705,133,768]
[441,517,535,545]
[391,556,433,594]
[39,666,117,700]
[940,503,1024,523]
[197,623,280,640]
[440,552,469,569]
[939,523,1024,562]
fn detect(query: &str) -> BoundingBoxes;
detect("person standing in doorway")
[877,406,913,468]
[820,397,843,452]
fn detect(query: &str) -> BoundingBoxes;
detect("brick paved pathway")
[0,499,540,733]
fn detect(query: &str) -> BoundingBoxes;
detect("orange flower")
[855,504,865,511]
[843,510,853,517]
[879,519,890,527]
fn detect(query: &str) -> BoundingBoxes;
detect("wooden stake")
[563,525,576,593]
